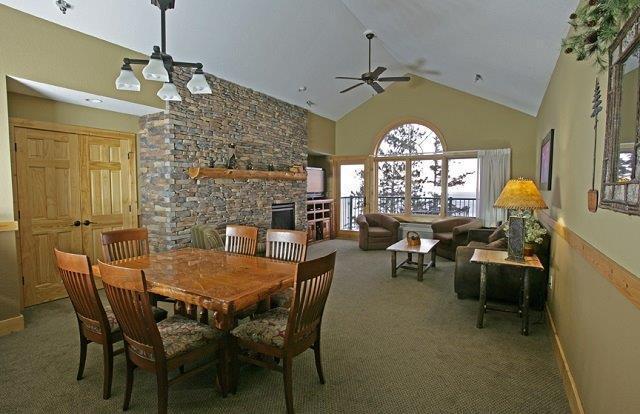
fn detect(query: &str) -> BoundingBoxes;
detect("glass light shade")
[157,82,182,101]
[187,73,212,94]
[142,57,169,82]
[115,68,141,91]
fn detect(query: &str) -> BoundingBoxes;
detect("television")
[307,167,325,198]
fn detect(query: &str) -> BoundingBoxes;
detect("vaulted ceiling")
[1,0,578,120]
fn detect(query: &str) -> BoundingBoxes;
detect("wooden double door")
[11,120,138,306]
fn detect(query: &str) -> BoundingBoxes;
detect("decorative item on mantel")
[227,144,237,169]
[246,160,253,170]
[268,164,275,171]
[588,78,603,213]
[289,165,304,173]
[494,178,548,262]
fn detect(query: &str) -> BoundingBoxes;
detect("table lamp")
[494,178,548,262]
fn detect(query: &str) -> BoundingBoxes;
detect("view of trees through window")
[339,123,478,230]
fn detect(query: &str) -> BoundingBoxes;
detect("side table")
[470,249,544,336]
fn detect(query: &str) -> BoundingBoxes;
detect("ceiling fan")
[336,30,410,94]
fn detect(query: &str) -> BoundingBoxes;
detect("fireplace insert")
[271,203,295,230]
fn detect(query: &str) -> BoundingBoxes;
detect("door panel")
[80,135,137,265]
[15,127,82,306]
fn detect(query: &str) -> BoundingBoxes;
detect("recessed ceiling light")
[85,98,103,103]
[298,86,307,92]
[474,74,484,83]
[306,100,315,106]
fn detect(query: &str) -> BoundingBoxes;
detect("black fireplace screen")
[271,203,295,230]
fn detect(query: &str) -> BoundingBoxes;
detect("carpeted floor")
[0,239,569,413]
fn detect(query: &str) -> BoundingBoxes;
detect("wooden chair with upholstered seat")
[225,225,258,256]
[98,261,222,414]
[101,228,175,306]
[53,249,168,400]
[231,251,337,414]
[265,229,308,308]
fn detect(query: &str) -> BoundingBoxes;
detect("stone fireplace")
[138,68,308,252]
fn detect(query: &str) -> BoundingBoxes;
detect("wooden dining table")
[92,247,298,395]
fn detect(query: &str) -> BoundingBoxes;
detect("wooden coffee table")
[386,239,439,281]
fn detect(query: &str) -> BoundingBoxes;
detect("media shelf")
[306,198,334,244]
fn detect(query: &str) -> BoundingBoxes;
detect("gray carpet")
[0,240,569,413]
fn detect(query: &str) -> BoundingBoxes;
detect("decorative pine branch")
[562,0,640,69]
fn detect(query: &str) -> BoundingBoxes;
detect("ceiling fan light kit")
[335,30,410,95]
[115,0,212,102]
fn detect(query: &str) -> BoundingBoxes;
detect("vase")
[523,243,535,257]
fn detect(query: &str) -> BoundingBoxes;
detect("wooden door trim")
[10,117,135,140]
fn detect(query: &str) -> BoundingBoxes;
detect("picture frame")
[539,129,554,191]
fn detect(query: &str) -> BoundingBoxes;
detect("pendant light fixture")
[115,0,211,102]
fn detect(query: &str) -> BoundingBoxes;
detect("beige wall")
[308,112,335,155]
[536,47,640,412]
[0,5,162,323]
[335,76,538,178]
[7,93,140,133]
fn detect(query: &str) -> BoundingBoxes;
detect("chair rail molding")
[537,211,640,310]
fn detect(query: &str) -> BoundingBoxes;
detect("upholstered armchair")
[431,217,483,260]
[356,213,400,250]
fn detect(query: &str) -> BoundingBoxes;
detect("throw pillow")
[488,228,505,243]
[487,238,507,249]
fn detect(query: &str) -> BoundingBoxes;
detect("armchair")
[356,213,400,250]
[431,217,482,260]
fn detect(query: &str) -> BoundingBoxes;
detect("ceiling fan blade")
[340,83,365,93]
[335,76,362,80]
[371,66,387,78]
[378,76,411,82]
[371,82,385,94]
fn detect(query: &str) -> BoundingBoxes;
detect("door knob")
[82,220,94,226]
[71,220,81,227]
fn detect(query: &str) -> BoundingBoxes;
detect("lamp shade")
[142,57,170,82]
[157,82,182,101]
[187,72,212,94]
[115,68,141,91]
[494,178,548,210]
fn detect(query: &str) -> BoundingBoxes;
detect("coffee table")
[386,238,439,281]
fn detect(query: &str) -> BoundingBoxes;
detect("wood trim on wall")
[537,211,640,310]
[0,221,18,232]
[546,306,585,414]
[0,315,24,337]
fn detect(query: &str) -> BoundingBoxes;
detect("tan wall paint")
[335,75,538,178]
[7,93,140,133]
[308,112,336,155]
[536,48,640,412]
[0,5,162,322]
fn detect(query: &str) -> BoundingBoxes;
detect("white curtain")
[477,149,511,227]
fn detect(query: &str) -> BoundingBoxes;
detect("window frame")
[372,122,478,219]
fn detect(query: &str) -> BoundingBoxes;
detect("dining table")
[91,247,298,395]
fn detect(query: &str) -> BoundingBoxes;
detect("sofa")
[356,213,400,250]
[454,227,550,310]
[431,217,483,260]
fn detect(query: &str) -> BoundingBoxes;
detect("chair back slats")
[98,261,164,362]
[266,229,308,263]
[286,251,336,344]
[225,225,258,256]
[54,249,109,334]
[101,228,150,262]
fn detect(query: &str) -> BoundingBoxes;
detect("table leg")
[522,269,531,336]
[408,253,413,263]
[431,248,436,268]
[417,253,424,282]
[391,251,397,278]
[477,264,487,329]
[210,312,237,397]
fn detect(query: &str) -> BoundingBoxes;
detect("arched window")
[372,122,478,218]
[376,123,444,156]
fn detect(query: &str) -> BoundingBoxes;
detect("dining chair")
[98,261,222,414]
[231,251,337,414]
[53,249,168,400]
[225,225,258,256]
[101,228,175,306]
[266,229,308,308]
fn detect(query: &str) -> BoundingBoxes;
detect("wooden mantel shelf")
[187,167,307,181]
